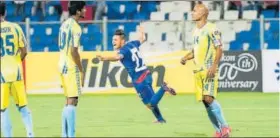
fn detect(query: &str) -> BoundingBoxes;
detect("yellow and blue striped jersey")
[58,18,82,74]
[192,22,222,70]
[0,21,26,83]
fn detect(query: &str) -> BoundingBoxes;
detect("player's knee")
[1,108,7,112]
[16,104,27,111]
[203,95,214,105]
[146,104,152,110]
[67,97,78,106]
[202,100,209,108]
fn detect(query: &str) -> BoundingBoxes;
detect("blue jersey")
[118,40,148,82]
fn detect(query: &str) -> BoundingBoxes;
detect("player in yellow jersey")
[180,3,231,138]
[0,2,34,137]
[58,1,86,137]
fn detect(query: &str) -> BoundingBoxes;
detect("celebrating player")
[0,2,34,137]
[96,26,176,123]
[180,3,231,137]
[58,1,86,137]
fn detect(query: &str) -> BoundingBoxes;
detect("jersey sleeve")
[118,48,128,58]
[130,40,141,48]
[209,26,222,47]
[72,26,82,48]
[14,24,27,48]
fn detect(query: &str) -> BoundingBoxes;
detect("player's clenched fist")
[180,57,187,65]
[181,50,194,65]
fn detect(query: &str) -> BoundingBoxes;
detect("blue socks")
[151,105,164,121]
[62,107,68,137]
[148,85,165,121]
[140,84,166,122]
[18,106,34,137]
[62,105,76,137]
[1,109,12,137]
[206,107,221,132]
[1,106,34,137]
[209,100,228,128]
[150,87,165,105]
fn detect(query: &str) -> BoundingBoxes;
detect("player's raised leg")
[150,82,176,106]
[134,74,164,123]
[136,73,176,123]
[149,82,176,123]
[1,83,13,137]
[11,81,34,137]
[138,85,165,123]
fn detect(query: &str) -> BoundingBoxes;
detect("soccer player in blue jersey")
[96,26,176,123]
[58,1,86,137]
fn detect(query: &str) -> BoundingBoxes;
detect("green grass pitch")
[3,92,279,137]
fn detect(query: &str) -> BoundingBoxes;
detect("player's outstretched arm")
[137,24,146,44]
[96,53,123,62]
[181,49,194,65]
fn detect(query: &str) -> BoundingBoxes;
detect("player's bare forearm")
[19,47,27,61]
[181,49,194,65]
[183,51,195,60]
[96,55,121,62]
[71,47,83,72]
[213,46,223,66]
[207,46,223,78]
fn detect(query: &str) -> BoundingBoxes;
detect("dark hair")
[68,1,86,16]
[114,29,126,40]
[0,2,6,16]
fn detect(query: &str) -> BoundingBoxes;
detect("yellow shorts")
[194,69,218,102]
[60,70,82,98]
[1,81,27,110]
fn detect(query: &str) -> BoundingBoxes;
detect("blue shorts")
[133,73,155,105]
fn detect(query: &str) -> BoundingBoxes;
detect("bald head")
[191,3,209,21]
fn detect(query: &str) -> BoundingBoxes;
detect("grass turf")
[3,92,279,137]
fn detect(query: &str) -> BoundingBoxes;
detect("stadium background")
[5,0,279,93]
[2,0,280,137]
